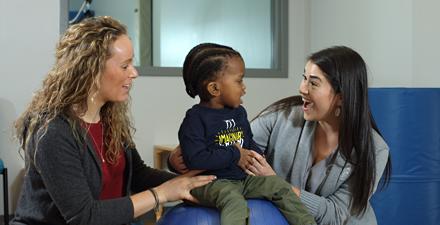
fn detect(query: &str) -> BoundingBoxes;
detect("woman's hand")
[246,152,277,176]
[131,171,215,218]
[168,145,189,174]
[155,170,216,203]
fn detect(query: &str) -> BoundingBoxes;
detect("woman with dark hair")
[246,46,391,224]
[170,46,391,225]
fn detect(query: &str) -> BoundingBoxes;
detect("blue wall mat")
[369,88,440,225]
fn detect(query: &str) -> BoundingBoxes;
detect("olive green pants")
[191,175,316,225]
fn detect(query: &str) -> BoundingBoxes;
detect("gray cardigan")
[12,116,175,225]
[251,105,389,225]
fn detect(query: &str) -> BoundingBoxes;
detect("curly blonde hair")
[15,16,135,165]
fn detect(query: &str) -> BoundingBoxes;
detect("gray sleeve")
[300,182,351,225]
[34,122,134,225]
[250,111,278,154]
[371,141,390,194]
[300,147,389,225]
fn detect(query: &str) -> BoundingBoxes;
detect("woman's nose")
[299,80,308,95]
[130,66,139,79]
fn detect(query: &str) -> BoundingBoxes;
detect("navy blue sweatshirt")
[178,104,263,180]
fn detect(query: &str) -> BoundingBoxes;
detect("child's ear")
[207,82,220,96]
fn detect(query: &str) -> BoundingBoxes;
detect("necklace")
[88,122,106,163]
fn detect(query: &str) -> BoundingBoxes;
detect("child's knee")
[220,189,245,201]
[218,198,248,215]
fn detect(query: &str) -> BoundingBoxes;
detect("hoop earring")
[335,107,341,117]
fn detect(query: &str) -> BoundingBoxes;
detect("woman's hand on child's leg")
[156,172,216,203]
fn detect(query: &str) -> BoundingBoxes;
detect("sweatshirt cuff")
[300,190,321,217]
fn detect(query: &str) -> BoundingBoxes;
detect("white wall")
[412,1,440,87]
[0,0,63,215]
[310,0,440,87]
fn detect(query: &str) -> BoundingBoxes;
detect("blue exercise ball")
[156,199,289,225]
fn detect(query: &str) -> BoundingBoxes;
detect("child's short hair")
[182,43,242,101]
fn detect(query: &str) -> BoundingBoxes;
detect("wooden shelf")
[153,144,176,170]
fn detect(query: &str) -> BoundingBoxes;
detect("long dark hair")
[309,46,391,215]
[182,43,242,101]
[255,46,391,216]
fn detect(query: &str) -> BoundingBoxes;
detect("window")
[68,0,288,77]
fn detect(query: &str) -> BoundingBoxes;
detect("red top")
[87,122,126,200]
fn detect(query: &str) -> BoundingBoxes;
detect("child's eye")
[122,65,128,70]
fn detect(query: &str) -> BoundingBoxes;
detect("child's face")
[217,56,246,108]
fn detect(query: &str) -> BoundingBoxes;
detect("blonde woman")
[12,16,215,225]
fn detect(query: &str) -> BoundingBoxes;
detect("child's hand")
[169,145,189,174]
[234,143,255,172]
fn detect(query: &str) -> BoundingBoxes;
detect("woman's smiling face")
[96,35,138,105]
[299,60,341,122]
